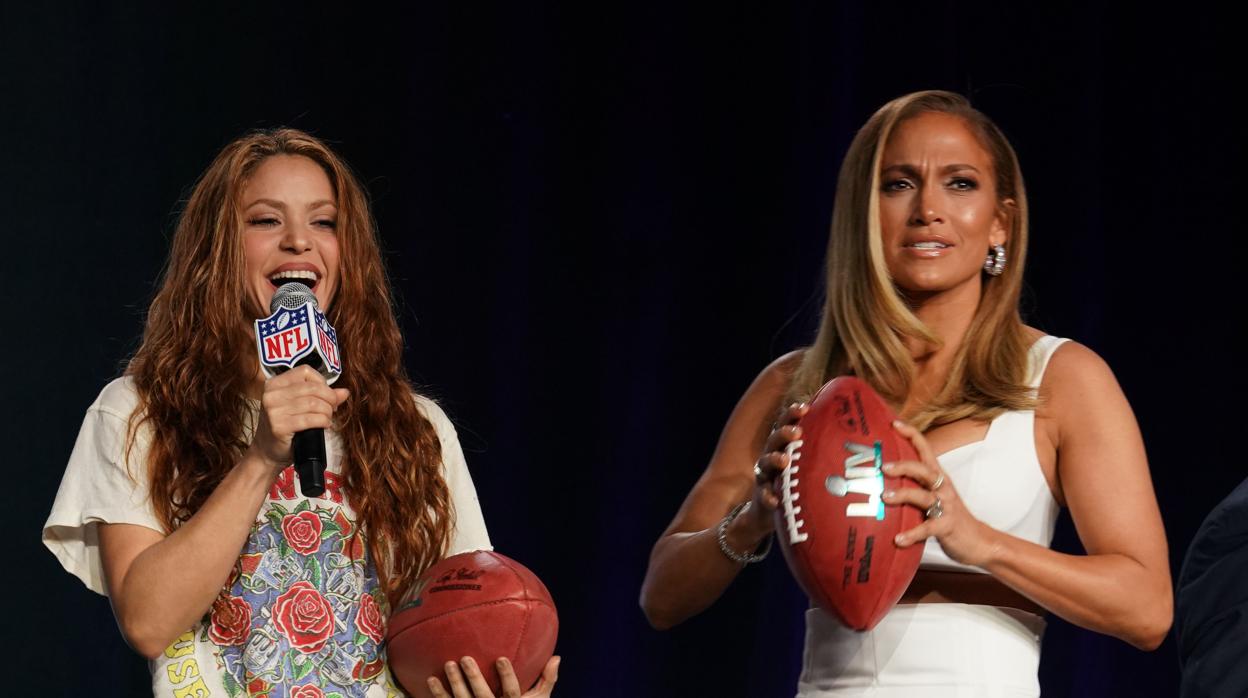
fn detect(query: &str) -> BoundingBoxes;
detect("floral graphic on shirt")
[209,595,253,647]
[202,465,397,698]
[282,512,324,556]
[273,581,336,653]
[354,593,385,646]
[291,685,326,698]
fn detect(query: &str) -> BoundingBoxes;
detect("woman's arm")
[886,342,1172,650]
[981,342,1172,649]
[99,454,278,658]
[99,365,348,659]
[639,352,803,630]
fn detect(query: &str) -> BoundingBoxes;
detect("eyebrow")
[243,198,338,210]
[881,163,982,177]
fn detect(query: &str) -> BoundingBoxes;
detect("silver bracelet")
[716,501,772,565]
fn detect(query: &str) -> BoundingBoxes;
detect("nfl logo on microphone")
[255,302,343,384]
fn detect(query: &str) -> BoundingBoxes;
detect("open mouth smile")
[268,269,319,290]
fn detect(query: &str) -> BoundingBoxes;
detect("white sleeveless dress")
[796,336,1068,697]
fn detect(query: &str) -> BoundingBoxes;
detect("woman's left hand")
[428,655,560,698]
[882,420,999,568]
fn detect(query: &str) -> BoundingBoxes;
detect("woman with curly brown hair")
[43,129,558,698]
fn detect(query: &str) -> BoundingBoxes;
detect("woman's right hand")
[248,364,349,469]
[742,401,809,537]
[429,655,560,698]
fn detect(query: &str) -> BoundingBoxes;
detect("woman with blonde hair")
[43,129,558,697]
[641,91,1171,696]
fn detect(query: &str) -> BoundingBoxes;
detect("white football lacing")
[779,438,808,545]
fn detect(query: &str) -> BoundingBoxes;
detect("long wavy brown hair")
[126,128,452,606]
[790,90,1036,429]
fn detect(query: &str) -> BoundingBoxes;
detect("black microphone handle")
[293,428,327,497]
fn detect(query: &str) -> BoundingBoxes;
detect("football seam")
[496,555,535,661]
[387,597,558,635]
[779,439,807,545]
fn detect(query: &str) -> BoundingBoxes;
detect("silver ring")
[931,473,945,490]
[753,461,766,484]
[925,496,944,519]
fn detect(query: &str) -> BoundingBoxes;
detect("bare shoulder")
[734,349,807,416]
[774,348,807,368]
[1019,326,1117,398]
[718,348,808,444]
[756,349,806,389]
[726,348,808,443]
[1040,339,1120,401]
[1035,339,1140,466]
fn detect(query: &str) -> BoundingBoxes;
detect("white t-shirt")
[43,377,492,698]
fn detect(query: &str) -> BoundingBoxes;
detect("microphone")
[254,282,344,497]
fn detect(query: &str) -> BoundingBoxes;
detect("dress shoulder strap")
[1027,335,1070,389]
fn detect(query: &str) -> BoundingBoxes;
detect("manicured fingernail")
[883,490,895,499]
[893,419,904,427]
[497,658,509,669]
[882,463,895,472]
[895,534,906,545]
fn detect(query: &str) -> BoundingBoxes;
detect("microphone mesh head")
[270,282,319,312]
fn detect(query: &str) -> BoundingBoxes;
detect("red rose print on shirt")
[290,685,325,698]
[354,592,386,644]
[353,655,387,681]
[282,511,323,555]
[208,594,252,646]
[273,581,335,653]
[247,676,271,697]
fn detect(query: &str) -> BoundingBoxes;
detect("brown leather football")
[774,377,925,630]
[386,551,558,697]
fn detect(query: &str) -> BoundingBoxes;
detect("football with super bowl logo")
[774,376,925,630]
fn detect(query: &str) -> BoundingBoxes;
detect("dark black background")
[3,3,1239,696]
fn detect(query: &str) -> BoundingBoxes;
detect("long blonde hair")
[126,128,452,605]
[790,90,1035,429]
